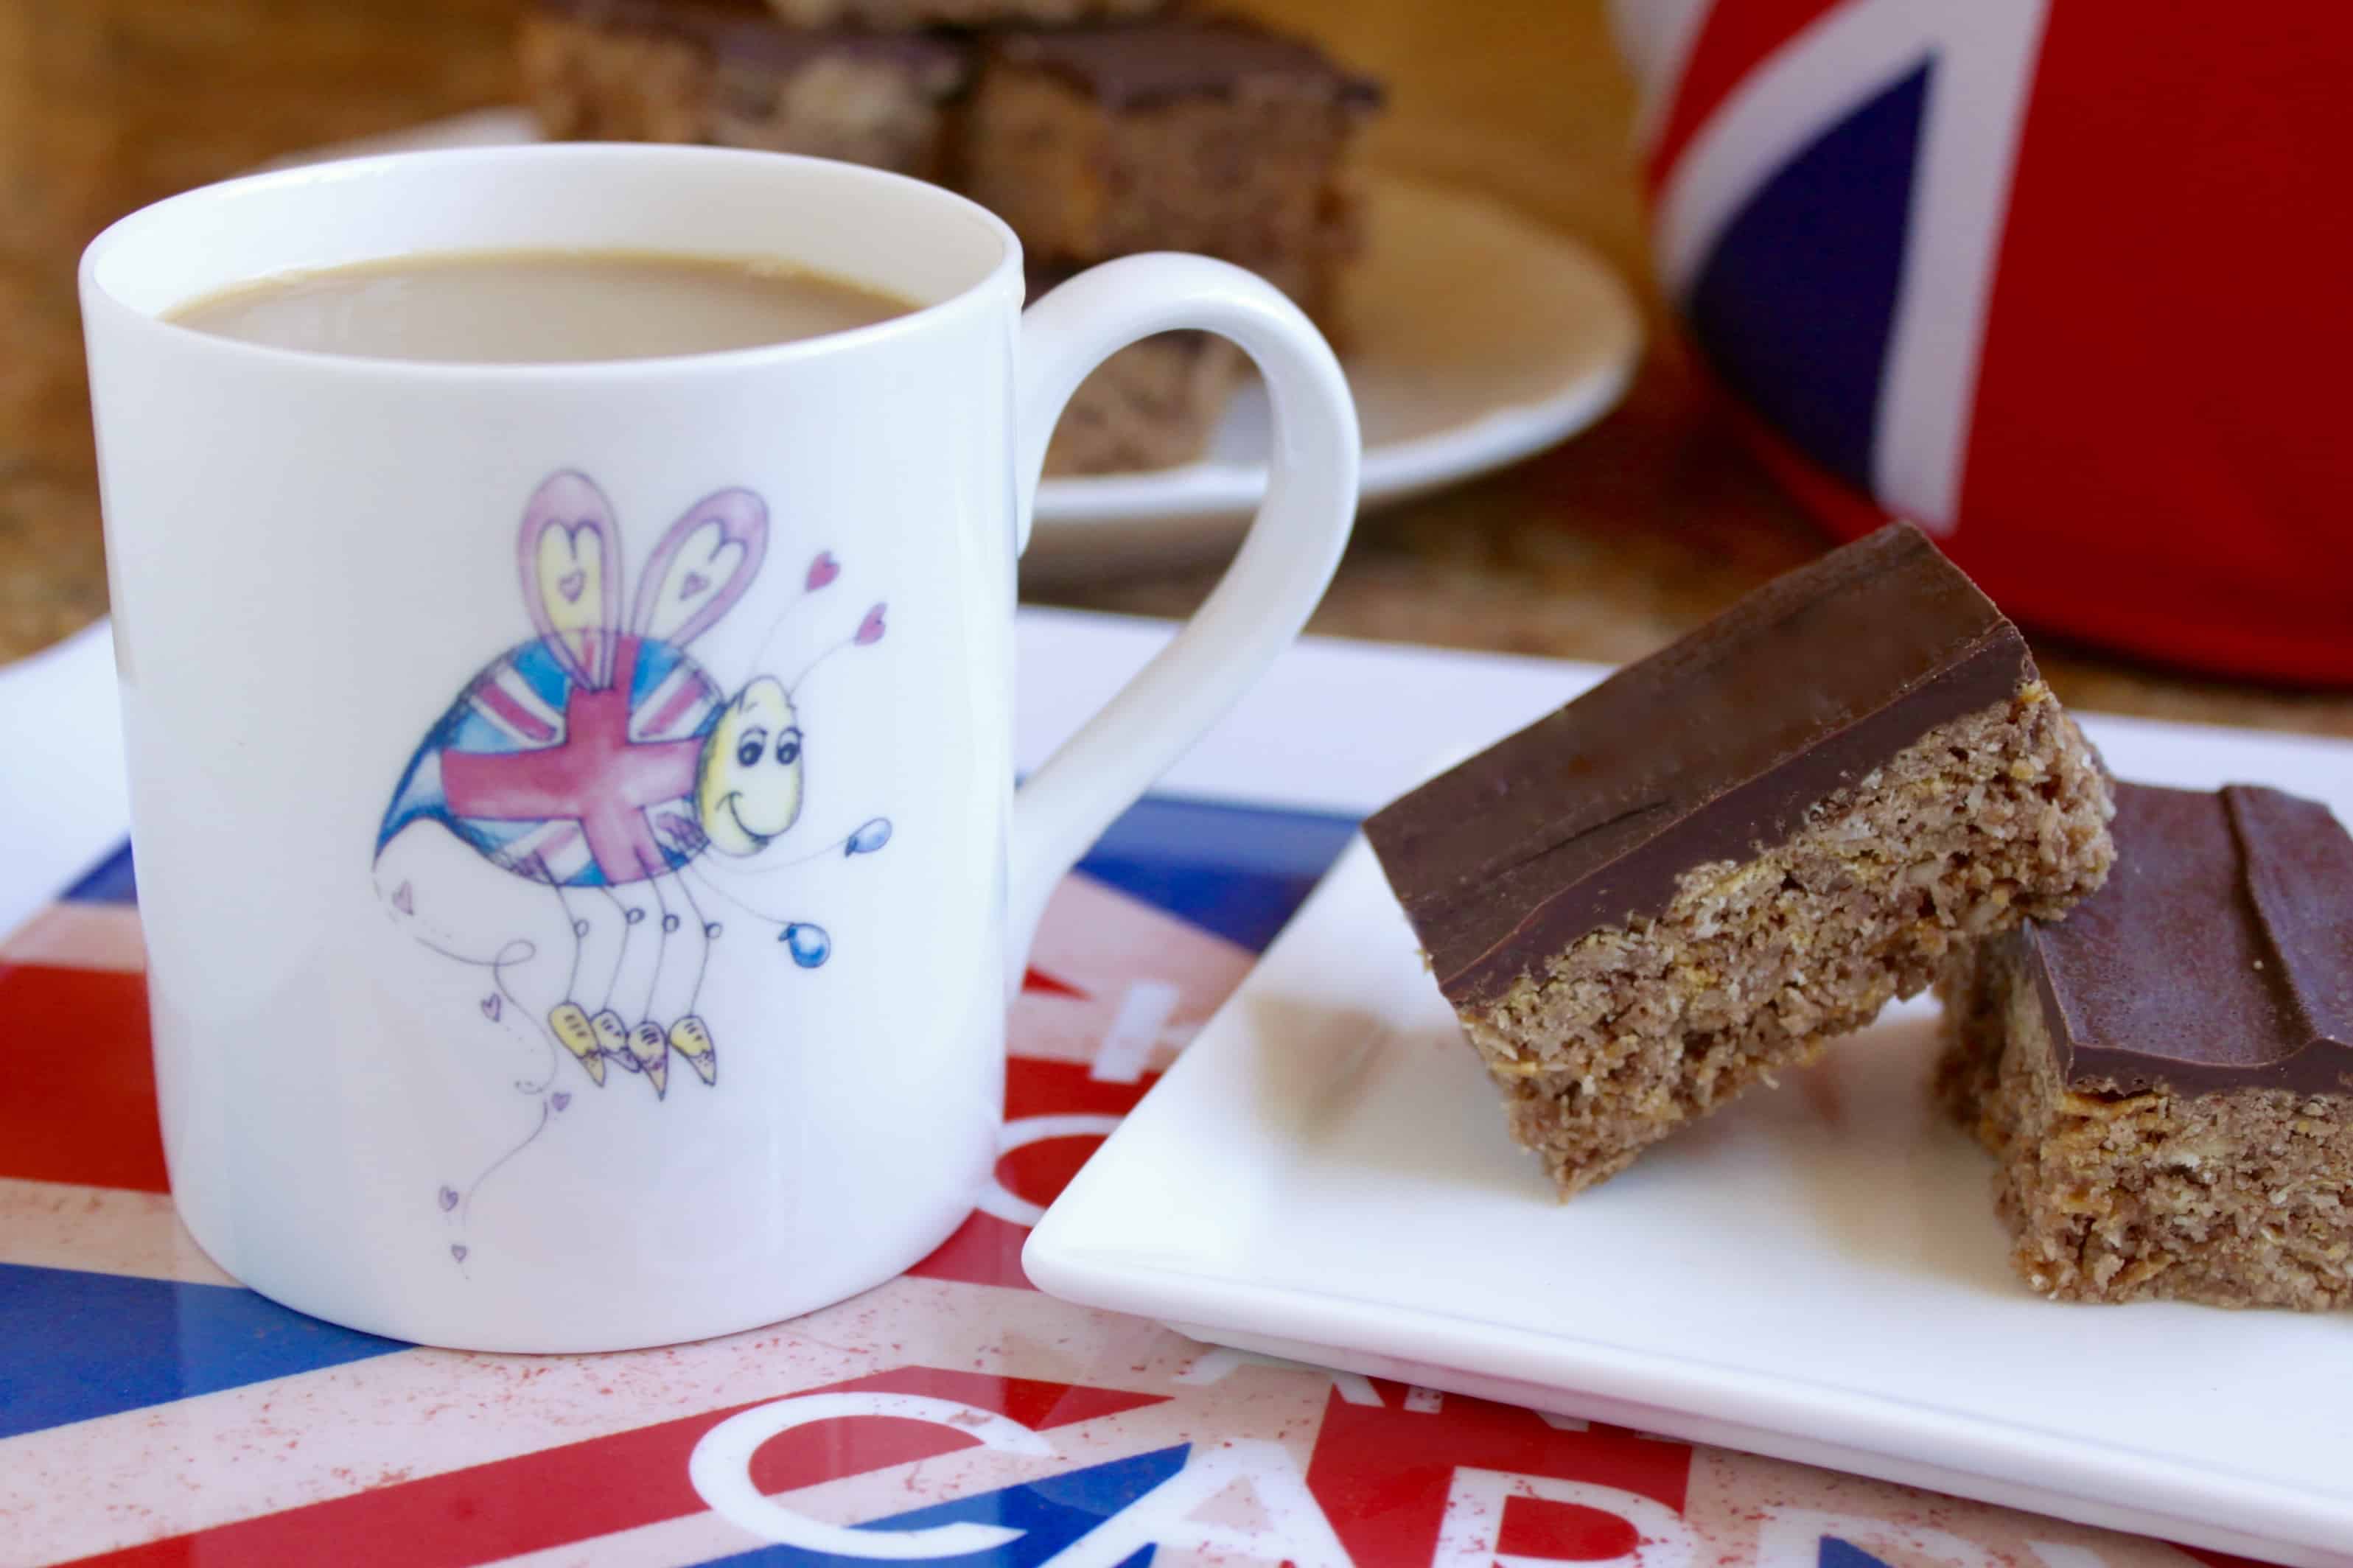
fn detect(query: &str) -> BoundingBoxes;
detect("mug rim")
[78,142,1026,382]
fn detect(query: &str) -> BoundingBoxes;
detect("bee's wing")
[519,471,626,687]
[630,489,769,648]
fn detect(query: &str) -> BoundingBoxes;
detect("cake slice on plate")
[765,0,1169,25]
[1938,780,2353,1308]
[963,17,1380,325]
[1366,522,2115,1197]
[521,0,970,181]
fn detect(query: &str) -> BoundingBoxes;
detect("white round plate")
[1030,172,1643,569]
[263,113,1643,571]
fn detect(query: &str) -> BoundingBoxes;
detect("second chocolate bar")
[1937,782,2353,1306]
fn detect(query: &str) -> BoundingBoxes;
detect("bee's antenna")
[708,816,892,879]
[783,641,844,697]
[749,550,847,673]
[784,602,887,696]
[751,609,797,672]
[680,861,791,928]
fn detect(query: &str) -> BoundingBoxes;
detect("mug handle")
[1005,253,1360,975]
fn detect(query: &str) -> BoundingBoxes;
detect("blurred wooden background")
[4,0,2347,735]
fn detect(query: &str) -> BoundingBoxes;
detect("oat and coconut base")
[1937,781,2353,1308]
[1365,523,2115,1197]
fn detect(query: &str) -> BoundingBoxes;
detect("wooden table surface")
[6,0,2349,736]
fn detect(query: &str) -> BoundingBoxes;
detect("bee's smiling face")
[697,677,804,856]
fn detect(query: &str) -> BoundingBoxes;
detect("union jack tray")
[0,613,2279,1567]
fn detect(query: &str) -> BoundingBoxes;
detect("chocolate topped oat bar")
[962,17,1379,321]
[1939,781,2353,1306]
[1029,264,1245,475]
[764,0,1170,26]
[522,0,970,180]
[1366,523,2115,1197]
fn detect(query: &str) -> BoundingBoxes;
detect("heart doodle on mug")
[551,1091,571,1112]
[806,552,840,591]
[438,1186,459,1212]
[450,1244,469,1264]
[856,603,887,645]
[391,882,414,915]
[480,994,501,1021]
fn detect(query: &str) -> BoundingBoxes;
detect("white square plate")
[1027,715,2353,1568]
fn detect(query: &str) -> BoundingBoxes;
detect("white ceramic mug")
[80,144,1357,1352]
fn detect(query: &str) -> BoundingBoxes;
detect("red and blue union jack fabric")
[1618,0,2353,683]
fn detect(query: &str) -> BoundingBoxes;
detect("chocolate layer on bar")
[769,0,1172,28]
[990,17,1383,109]
[1365,522,2039,1009]
[2024,781,2353,1096]
[538,0,968,73]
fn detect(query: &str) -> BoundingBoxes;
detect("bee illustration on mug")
[374,470,892,1119]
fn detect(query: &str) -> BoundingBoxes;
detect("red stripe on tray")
[0,962,165,1191]
[909,1055,1161,1291]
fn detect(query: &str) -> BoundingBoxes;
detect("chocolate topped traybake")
[764,0,1171,25]
[1027,265,1245,476]
[521,0,970,179]
[962,17,1380,322]
[522,2,1382,475]
[1938,781,2353,1307]
[1365,522,2116,1197]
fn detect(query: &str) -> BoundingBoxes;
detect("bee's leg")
[590,886,641,1074]
[545,883,604,1086]
[662,872,717,1086]
[550,882,587,1000]
[602,883,667,1093]
[626,872,679,1100]
[642,870,676,1023]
